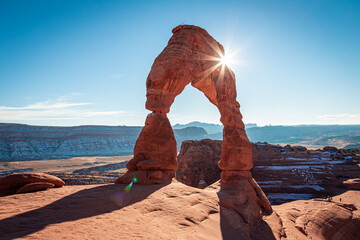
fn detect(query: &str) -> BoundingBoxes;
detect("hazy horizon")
[2,121,360,128]
[1,1,359,127]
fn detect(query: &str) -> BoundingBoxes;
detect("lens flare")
[113,191,125,206]
[125,177,137,191]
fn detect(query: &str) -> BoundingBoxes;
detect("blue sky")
[0,0,359,126]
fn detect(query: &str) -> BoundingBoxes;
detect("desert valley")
[1,1,360,239]
[1,139,360,239]
[1,24,360,240]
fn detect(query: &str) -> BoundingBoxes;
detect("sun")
[200,41,244,80]
[220,54,230,66]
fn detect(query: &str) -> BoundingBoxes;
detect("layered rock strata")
[116,25,253,185]
[0,123,207,161]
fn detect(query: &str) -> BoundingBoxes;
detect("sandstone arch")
[116,25,253,184]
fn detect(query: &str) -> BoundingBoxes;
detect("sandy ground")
[0,156,131,174]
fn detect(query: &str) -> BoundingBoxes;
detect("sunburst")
[198,40,240,83]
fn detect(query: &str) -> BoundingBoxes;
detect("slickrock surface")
[118,24,253,184]
[273,190,360,240]
[0,181,276,240]
[0,181,358,239]
[176,140,360,204]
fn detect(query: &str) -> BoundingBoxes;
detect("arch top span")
[116,25,253,184]
[146,24,237,114]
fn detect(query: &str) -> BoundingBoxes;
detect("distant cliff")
[0,123,207,161]
[1,122,359,161]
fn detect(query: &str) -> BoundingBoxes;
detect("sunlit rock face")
[125,112,177,171]
[116,25,253,184]
[274,198,360,240]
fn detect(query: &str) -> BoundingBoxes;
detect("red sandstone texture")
[0,182,359,239]
[0,172,64,195]
[117,25,252,184]
[274,197,360,239]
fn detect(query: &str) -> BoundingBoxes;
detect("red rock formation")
[116,25,252,184]
[0,173,65,195]
[125,112,177,171]
[16,182,55,194]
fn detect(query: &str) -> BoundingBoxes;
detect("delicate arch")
[116,25,252,184]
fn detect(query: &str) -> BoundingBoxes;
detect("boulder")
[323,146,339,152]
[0,173,64,195]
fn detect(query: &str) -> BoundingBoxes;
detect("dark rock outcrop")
[176,139,360,204]
[176,139,222,188]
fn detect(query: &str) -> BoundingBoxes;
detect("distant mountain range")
[173,121,257,134]
[0,122,359,161]
[208,124,360,149]
[173,122,360,149]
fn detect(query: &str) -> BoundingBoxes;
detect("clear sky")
[0,0,359,126]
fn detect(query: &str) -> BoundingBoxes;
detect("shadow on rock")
[217,180,282,240]
[0,183,167,240]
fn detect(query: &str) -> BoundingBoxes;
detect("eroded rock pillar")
[115,111,177,184]
[218,101,253,182]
